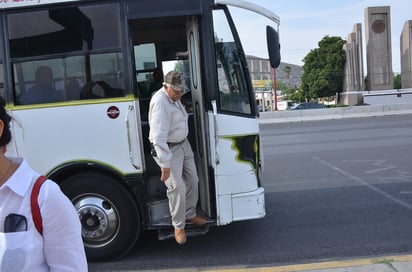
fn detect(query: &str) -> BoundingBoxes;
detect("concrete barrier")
[259,103,412,124]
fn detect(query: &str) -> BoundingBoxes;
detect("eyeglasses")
[4,213,27,233]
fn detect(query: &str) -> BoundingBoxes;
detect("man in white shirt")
[148,70,206,244]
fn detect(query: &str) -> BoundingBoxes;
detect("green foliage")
[284,66,291,77]
[290,88,306,102]
[276,81,293,94]
[301,36,346,100]
[174,61,184,73]
[394,74,401,89]
[364,76,369,91]
[276,80,298,101]
[327,103,348,108]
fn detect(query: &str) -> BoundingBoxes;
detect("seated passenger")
[65,78,81,100]
[20,66,63,105]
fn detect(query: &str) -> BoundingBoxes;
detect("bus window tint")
[134,43,158,99]
[8,3,126,105]
[212,9,251,115]
[8,4,121,57]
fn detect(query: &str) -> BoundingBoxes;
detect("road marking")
[342,159,397,174]
[314,157,412,211]
[365,160,397,174]
[199,254,412,272]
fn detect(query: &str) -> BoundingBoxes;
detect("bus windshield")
[213,9,251,114]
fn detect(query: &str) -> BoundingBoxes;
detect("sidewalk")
[200,254,412,272]
[258,103,412,124]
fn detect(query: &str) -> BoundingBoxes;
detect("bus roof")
[215,0,280,26]
[1,0,280,26]
[0,0,280,27]
[0,0,81,9]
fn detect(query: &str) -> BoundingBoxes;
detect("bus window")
[134,43,158,99]
[8,4,121,58]
[14,60,65,104]
[87,52,125,97]
[13,52,125,105]
[213,9,251,115]
[8,3,126,105]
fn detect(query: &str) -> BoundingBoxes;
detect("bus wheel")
[60,172,140,261]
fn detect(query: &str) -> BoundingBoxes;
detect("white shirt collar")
[1,157,36,197]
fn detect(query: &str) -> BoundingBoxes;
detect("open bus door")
[207,8,265,225]
[185,17,213,220]
[206,4,280,225]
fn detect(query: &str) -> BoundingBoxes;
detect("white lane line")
[314,156,412,211]
[342,159,397,174]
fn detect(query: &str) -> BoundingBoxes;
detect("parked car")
[290,102,326,110]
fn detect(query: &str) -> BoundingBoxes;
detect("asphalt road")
[89,114,412,271]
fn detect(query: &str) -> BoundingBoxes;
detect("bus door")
[209,8,264,225]
[185,17,213,219]
[129,14,214,227]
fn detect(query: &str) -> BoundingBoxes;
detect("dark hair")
[0,99,12,147]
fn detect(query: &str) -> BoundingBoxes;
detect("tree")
[174,61,184,73]
[290,88,306,102]
[276,80,292,94]
[394,74,401,89]
[301,36,346,100]
[284,66,291,79]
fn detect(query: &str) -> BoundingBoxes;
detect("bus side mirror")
[266,26,281,68]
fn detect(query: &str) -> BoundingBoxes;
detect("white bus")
[1,0,280,261]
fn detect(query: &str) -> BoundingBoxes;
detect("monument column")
[341,23,364,105]
[400,20,412,88]
[364,6,393,91]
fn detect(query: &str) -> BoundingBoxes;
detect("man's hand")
[160,167,170,182]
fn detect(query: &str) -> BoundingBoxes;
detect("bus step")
[151,217,172,227]
[157,225,209,241]
[152,217,215,228]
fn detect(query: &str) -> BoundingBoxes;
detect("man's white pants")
[156,139,199,229]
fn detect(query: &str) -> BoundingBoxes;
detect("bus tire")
[60,172,140,261]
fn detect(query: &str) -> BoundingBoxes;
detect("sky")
[228,0,411,73]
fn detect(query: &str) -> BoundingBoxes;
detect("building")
[247,55,302,110]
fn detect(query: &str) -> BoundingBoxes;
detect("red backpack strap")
[31,175,47,235]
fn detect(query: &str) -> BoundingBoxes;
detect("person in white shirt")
[148,70,206,244]
[0,102,88,271]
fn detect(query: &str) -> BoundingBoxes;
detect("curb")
[258,103,412,124]
[198,254,412,272]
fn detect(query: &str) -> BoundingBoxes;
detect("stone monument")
[400,20,412,88]
[342,24,364,105]
[364,6,393,91]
